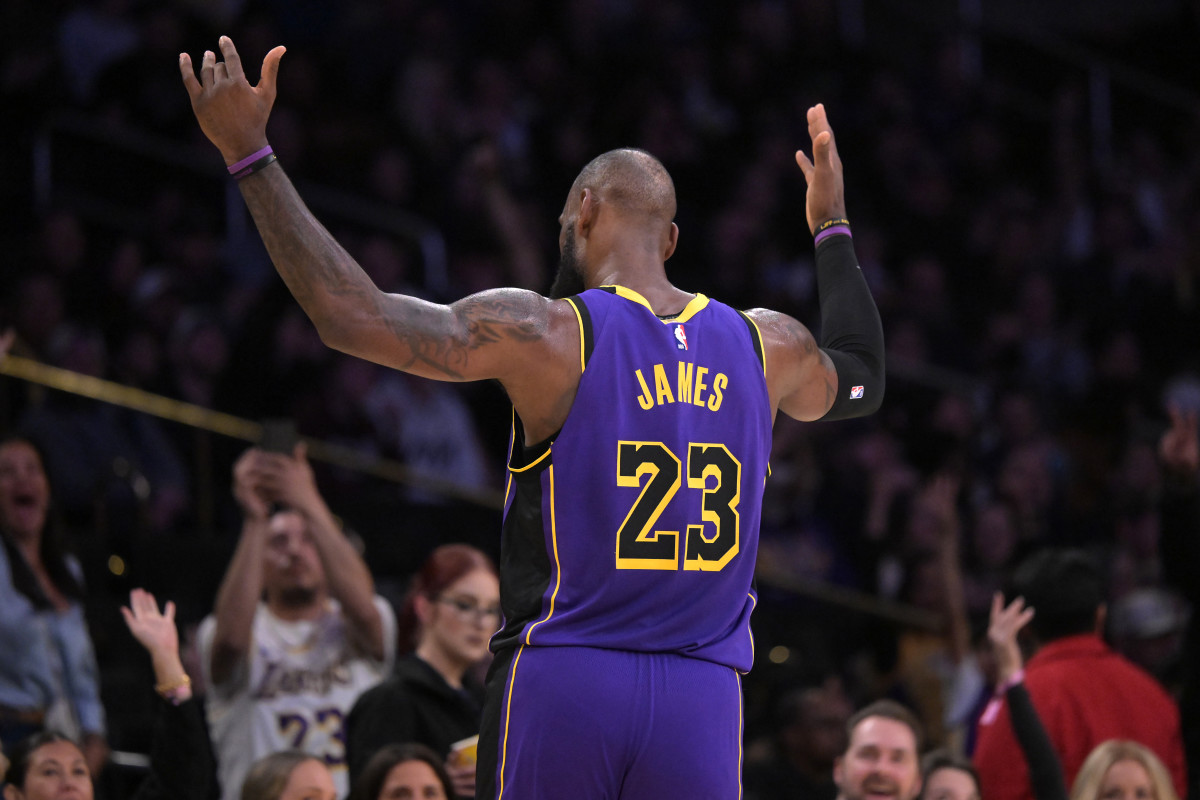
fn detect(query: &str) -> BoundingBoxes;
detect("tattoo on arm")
[382,294,545,380]
[239,168,546,380]
[240,166,376,312]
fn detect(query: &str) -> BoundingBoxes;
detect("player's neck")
[590,263,692,317]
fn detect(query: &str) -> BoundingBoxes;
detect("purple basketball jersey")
[494,286,772,672]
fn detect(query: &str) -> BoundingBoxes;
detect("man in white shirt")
[198,443,396,800]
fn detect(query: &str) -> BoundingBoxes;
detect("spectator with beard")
[197,443,396,800]
[833,700,924,800]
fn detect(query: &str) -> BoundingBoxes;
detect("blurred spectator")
[1069,741,1180,800]
[119,587,217,800]
[198,444,396,800]
[18,325,190,532]
[0,435,107,776]
[346,544,498,799]
[919,750,982,800]
[363,373,491,505]
[1107,587,1188,691]
[972,549,1185,800]
[349,742,456,800]
[238,750,337,800]
[986,596,1181,800]
[833,700,924,800]
[1,731,95,800]
[744,677,852,800]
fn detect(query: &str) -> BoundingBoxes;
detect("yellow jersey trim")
[508,446,551,474]
[604,285,710,323]
[742,313,767,376]
[737,670,745,800]
[523,464,562,643]
[498,643,527,799]
[564,296,587,373]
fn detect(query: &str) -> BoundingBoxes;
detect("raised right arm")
[208,449,269,685]
[179,38,560,387]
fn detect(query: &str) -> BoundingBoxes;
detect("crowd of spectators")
[2,0,1198,797]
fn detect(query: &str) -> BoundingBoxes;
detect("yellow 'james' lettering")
[653,363,675,405]
[677,362,693,404]
[635,369,654,410]
[708,373,727,411]
[693,366,709,407]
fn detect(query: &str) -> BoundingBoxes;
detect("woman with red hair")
[346,544,499,799]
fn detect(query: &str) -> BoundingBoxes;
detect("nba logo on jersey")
[674,324,688,350]
[850,385,865,399]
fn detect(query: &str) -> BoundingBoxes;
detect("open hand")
[180,36,286,165]
[121,588,179,660]
[794,103,846,234]
[988,592,1034,685]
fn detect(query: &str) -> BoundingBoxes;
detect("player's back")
[494,286,772,672]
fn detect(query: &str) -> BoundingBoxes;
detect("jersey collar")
[604,285,709,323]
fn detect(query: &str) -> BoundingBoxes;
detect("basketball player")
[198,445,397,800]
[181,37,884,799]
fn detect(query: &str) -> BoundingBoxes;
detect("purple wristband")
[814,224,851,246]
[227,146,274,175]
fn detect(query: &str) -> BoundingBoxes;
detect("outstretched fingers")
[795,149,815,185]
[200,49,216,89]
[179,53,201,100]
[807,104,840,170]
[258,45,287,101]
[218,35,244,80]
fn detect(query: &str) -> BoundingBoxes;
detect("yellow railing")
[0,354,504,510]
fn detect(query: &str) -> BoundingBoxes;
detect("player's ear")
[664,222,679,261]
[578,188,597,236]
[832,755,845,787]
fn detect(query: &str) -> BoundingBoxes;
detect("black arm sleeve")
[1006,684,1069,800]
[814,234,885,420]
[129,696,217,800]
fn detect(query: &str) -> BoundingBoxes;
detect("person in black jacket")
[3,589,215,800]
[346,545,499,799]
[120,588,217,800]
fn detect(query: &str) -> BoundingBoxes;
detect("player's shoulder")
[742,307,816,349]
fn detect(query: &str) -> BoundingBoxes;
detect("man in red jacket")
[973,549,1186,800]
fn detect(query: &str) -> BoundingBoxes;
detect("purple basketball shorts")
[477,645,744,799]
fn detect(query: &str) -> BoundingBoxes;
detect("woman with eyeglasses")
[346,544,499,799]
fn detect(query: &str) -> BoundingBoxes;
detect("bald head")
[572,148,676,223]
